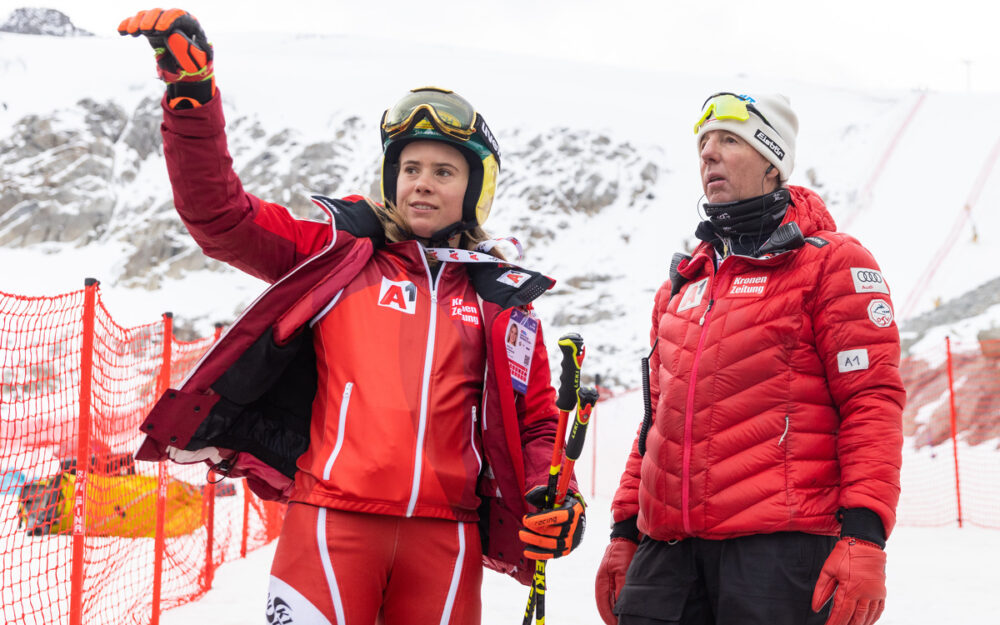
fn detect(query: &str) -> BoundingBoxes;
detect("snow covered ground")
[159,514,1000,625]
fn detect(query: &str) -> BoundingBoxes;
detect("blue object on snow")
[0,470,27,496]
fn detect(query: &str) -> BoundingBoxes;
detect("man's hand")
[519,486,586,560]
[595,537,637,625]
[812,538,887,625]
[118,8,213,85]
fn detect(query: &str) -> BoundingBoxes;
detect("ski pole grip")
[556,333,585,412]
[564,387,599,461]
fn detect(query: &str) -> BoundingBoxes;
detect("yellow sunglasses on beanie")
[694,92,799,183]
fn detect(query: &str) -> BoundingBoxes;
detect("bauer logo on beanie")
[695,93,799,182]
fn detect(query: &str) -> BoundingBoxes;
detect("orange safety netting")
[2,283,999,623]
[1,284,284,625]
[898,336,1000,529]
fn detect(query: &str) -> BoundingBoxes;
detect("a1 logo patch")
[867,299,893,328]
[497,270,530,288]
[837,348,870,373]
[677,278,709,313]
[378,277,417,314]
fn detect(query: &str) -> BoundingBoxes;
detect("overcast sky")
[1,0,997,94]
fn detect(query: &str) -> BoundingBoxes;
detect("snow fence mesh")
[1,285,999,623]
[0,285,284,625]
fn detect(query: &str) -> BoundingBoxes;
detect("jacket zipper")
[478,295,489,433]
[470,406,483,474]
[322,382,353,480]
[406,249,443,517]
[681,262,721,534]
[778,415,790,445]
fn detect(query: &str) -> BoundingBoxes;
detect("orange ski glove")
[811,537,887,625]
[118,8,215,108]
[519,486,586,560]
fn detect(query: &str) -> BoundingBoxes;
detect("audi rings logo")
[850,267,889,295]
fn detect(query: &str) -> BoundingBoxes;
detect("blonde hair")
[366,198,507,262]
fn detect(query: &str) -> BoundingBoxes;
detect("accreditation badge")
[505,308,537,394]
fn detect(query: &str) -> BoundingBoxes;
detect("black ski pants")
[615,531,837,625]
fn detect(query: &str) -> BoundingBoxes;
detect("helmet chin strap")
[424,218,478,247]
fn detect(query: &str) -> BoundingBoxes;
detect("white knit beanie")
[695,93,798,182]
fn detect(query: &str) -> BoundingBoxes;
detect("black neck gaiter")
[696,188,790,257]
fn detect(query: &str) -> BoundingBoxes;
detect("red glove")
[595,537,637,625]
[519,486,586,560]
[811,538,887,625]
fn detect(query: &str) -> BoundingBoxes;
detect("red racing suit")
[135,93,566,584]
[612,186,905,542]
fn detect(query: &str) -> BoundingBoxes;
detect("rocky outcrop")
[0,8,93,36]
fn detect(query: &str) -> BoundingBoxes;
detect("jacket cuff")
[167,80,216,107]
[610,515,639,543]
[161,87,227,138]
[839,507,886,548]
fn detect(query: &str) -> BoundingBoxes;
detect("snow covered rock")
[0,7,93,37]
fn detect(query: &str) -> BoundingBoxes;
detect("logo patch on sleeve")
[867,299,894,328]
[497,270,530,288]
[378,277,417,314]
[677,277,709,312]
[729,274,768,297]
[837,348,870,373]
[850,268,889,295]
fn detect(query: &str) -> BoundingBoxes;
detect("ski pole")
[522,333,584,625]
[554,386,599,506]
[526,386,597,625]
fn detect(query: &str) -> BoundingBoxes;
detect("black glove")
[519,485,586,560]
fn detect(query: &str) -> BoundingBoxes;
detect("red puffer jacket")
[612,186,905,541]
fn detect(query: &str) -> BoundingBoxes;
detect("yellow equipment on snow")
[18,470,203,538]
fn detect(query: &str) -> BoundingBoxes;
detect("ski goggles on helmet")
[693,92,776,134]
[381,87,481,142]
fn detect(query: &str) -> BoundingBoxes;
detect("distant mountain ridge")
[0,7,93,36]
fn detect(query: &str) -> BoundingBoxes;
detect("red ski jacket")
[135,94,565,584]
[612,186,905,541]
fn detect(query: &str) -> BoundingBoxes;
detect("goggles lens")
[693,92,773,134]
[382,87,478,140]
